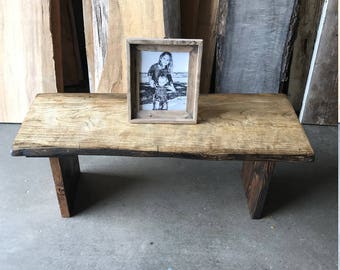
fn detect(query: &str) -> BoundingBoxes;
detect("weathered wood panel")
[215,0,297,93]
[50,156,80,217]
[215,0,228,91]
[242,161,275,219]
[60,0,84,87]
[0,0,58,123]
[12,93,314,161]
[300,0,337,125]
[83,0,96,93]
[91,0,108,92]
[50,0,64,93]
[278,0,299,94]
[83,0,180,93]
[181,0,220,93]
[180,0,200,39]
[163,0,181,38]
[287,0,324,111]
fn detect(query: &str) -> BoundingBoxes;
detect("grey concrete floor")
[0,124,337,270]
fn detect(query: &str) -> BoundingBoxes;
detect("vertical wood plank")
[83,0,96,92]
[60,0,84,88]
[215,0,228,92]
[196,0,220,94]
[180,0,200,38]
[215,0,297,93]
[0,0,58,122]
[278,0,299,94]
[300,0,338,125]
[287,0,323,111]
[181,0,220,93]
[50,0,64,92]
[49,156,80,218]
[91,0,109,92]
[242,161,275,219]
[84,0,180,93]
[163,0,181,38]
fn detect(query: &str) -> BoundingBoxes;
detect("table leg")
[242,161,275,219]
[49,156,80,217]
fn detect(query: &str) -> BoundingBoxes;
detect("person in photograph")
[147,52,176,110]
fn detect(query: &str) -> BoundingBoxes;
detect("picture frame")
[127,38,203,124]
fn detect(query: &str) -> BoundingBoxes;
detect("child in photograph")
[148,52,176,110]
[152,74,170,110]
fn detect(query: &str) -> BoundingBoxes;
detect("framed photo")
[127,38,203,124]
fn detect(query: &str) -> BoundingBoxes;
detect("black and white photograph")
[127,38,202,123]
[139,51,189,111]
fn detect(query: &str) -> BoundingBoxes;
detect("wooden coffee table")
[11,93,314,219]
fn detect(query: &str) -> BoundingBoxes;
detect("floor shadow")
[72,172,145,215]
[263,163,337,216]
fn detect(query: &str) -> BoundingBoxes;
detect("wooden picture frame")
[127,38,203,124]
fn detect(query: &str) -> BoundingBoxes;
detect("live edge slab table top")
[11,93,314,219]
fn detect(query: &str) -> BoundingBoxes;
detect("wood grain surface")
[242,161,275,219]
[278,0,299,94]
[215,0,228,92]
[60,0,84,87]
[49,156,80,217]
[83,0,180,93]
[215,0,297,94]
[50,0,64,93]
[82,0,96,92]
[287,0,323,111]
[12,93,314,161]
[300,0,338,125]
[181,0,220,94]
[0,0,58,122]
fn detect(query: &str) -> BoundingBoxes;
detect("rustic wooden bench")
[11,93,314,219]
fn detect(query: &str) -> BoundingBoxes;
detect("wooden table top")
[11,93,314,161]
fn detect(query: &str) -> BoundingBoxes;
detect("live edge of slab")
[11,93,314,219]
[11,93,314,162]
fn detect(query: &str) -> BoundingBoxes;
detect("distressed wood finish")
[215,0,228,91]
[49,156,80,217]
[180,0,200,38]
[12,93,314,161]
[181,0,220,94]
[60,0,84,88]
[287,0,323,111]
[12,93,315,219]
[300,0,338,125]
[163,0,181,38]
[242,161,275,219]
[215,0,298,93]
[82,0,96,92]
[83,0,180,93]
[50,0,64,93]
[127,39,203,124]
[278,0,299,94]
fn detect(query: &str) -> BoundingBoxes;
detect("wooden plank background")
[1,0,335,124]
[83,0,181,93]
[181,0,220,94]
[300,0,338,125]
[287,0,324,112]
[215,0,298,93]
[60,0,84,88]
[0,0,58,123]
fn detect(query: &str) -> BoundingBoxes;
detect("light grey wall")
[216,0,296,93]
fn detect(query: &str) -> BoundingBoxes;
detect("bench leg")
[49,156,80,217]
[242,161,275,219]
